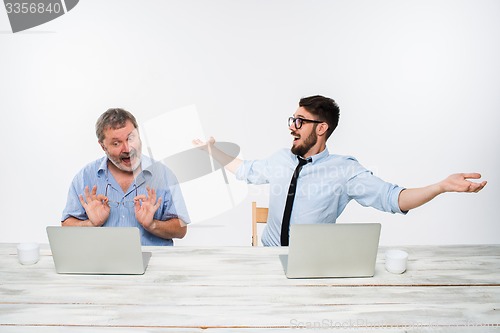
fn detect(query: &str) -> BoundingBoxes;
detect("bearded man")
[62,108,189,245]
[193,95,486,246]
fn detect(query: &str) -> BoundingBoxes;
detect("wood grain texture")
[1,244,499,332]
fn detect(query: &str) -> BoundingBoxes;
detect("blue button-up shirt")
[236,148,405,246]
[61,156,190,245]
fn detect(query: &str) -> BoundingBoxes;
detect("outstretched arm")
[398,173,487,212]
[192,137,243,174]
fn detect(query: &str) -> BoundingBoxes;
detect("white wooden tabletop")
[1,244,499,332]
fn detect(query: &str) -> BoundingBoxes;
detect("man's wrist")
[142,219,157,232]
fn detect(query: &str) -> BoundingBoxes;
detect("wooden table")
[1,244,499,332]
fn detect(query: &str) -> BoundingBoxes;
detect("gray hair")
[95,108,138,143]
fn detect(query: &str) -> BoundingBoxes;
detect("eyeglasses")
[288,117,323,129]
[105,183,137,208]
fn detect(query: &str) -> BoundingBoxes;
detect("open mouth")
[291,132,300,142]
[120,153,135,165]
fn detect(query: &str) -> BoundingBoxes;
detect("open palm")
[78,185,110,226]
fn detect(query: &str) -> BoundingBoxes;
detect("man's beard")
[291,130,317,157]
[107,150,141,172]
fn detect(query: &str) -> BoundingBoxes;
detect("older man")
[62,108,189,245]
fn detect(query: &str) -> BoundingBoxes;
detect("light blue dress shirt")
[236,148,406,246]
[61,156,190,246]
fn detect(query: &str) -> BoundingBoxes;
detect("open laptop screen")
[284,223,381,279]
[46,226,151,275]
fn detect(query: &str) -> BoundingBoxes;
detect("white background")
[0,0,498,246]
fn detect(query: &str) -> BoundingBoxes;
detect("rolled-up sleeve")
[61,175,88,222]
[147,163,191,224]
[159,184,191,224]
[346,170,407,215]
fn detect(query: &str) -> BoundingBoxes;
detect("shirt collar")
[310,147,329,164]
[290,147,329,165]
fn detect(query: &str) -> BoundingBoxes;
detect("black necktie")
[281,156,311,246]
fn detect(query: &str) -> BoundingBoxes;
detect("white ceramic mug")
[385,249,408,274]
[17,243,40,265]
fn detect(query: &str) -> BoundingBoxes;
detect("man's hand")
[398,172,487,212]
[438,173,487,193]
[78,185,110,226]
[192,136,243,174]
[192,136,215,150]
[134,186,162,230]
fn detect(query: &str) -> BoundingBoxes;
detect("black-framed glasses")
[288,117,323,129]
[105,183,137,208]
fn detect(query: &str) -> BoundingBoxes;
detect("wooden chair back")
[252,201,268,246]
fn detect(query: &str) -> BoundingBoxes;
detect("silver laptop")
[46,226,151,275]
[282,223,381,279]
